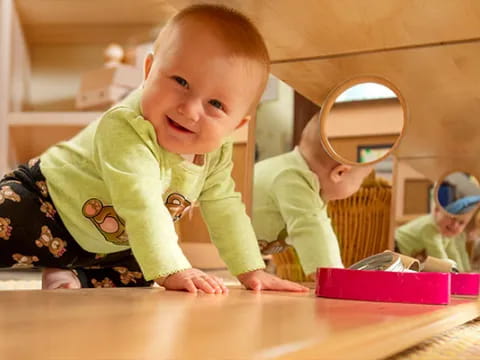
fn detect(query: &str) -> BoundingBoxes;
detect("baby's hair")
[153,4,270,113]
[299,112,339,169]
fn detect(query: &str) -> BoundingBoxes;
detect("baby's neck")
[180,153,205,166]
[298,146,327,178]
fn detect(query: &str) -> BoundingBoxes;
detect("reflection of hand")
[237,269,309,292]
[156,268,228,294]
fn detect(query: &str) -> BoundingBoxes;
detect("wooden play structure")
[1,0,480,358]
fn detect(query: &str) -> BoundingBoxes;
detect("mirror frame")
[433,169,480,217]
[318,75,408,166]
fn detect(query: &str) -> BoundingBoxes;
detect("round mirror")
[434,171,480,216]
[319,76,407,166]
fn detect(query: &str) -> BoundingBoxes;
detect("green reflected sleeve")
[271,168,343,275]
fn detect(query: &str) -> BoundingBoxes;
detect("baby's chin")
[440,229,461,237]
[157,139,218,155]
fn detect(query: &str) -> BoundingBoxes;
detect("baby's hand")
[156,268,228,294]
[237,269,309,292]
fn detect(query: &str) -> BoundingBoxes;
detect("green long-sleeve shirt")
[252,148,343,275]
[40,89,265,281]
[395,214,471,272]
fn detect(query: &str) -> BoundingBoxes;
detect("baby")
[253,112,373,279]
[395,206,473,272]
[0,4,308,293]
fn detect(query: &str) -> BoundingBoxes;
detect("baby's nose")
[177,98,203,122]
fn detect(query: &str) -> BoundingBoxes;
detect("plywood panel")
[403,157,480,186]
[271,43,480,163]
[9,125,86,163]
[24,24,156,46]
[168,0,480,61]
[404,179,432,215]
[0,288,479,360]
[393,160,431,219]
[327,99,403,137]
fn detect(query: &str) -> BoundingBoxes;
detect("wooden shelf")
[15,0,177,45]
[7,111,249,143]
[8,111,101,126]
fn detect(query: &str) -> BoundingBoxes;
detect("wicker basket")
[272,171,392,281]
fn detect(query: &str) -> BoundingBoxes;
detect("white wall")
[255,76,294,162]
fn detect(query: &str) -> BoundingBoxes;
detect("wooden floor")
[0,286,479,360]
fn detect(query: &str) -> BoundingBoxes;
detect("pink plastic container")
[450,273,480,296]
[315,268,451,305]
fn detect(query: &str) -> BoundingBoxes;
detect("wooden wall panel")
[271,43,480,163]
[168,0,480,61]
[10,125,85,163]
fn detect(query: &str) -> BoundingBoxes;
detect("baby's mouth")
[167,116,193,133]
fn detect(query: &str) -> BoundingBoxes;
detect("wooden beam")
[0,0,13,174]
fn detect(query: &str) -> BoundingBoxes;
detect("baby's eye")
[209,99,224,110]
[173,76,188,88]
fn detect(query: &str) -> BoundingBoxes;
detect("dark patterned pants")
[0,159,153,288]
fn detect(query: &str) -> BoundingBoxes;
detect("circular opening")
[319,76,407,166]
[434,171,480,217]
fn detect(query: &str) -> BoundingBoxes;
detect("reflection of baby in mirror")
[395,207,474,272]
[467,210,480,271]
[252,112,373,280]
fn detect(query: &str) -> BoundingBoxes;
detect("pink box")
[450,273,480,296]
[315,268,451,305]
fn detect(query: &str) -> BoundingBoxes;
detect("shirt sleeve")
[449,234,471,272]
[271,168,343,275]
[199,142,265,276]
[94,108,191,280]
[422,226,449,260]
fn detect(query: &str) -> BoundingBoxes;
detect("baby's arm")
[273,168,344,276]
[237,269,309,292]
[95,109,200,287]
[199,143,308,292]
[446,234,471,272]
[423,229,449,260]
[156,268,228,294]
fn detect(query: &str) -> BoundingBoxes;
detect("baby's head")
[434,206,473,237]
[141,4,270,154]
[299,112,373,201]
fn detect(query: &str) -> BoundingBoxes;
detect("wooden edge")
[389,156,399,249]
[8,111,248,144]
[8,111,102,126]
[269,301,480,360]
[0,0,13,175]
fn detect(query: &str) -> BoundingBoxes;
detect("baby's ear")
[143,52,154,81]
[235,115,251,130]
[329,164,352,183]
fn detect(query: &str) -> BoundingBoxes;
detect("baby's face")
[141,21,263,154]
[435,210,471,237]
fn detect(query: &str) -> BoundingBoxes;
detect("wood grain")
[0,287,478,359]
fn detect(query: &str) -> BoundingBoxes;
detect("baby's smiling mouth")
[167,116,194,133]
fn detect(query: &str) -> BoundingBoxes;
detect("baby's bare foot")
[42,268,81,289]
